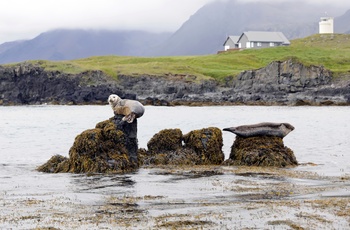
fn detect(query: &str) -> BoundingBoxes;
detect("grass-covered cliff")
[7,34,350,83]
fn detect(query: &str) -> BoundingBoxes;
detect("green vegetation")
[24,34,350,82]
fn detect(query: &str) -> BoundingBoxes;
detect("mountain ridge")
[0,29,171,64]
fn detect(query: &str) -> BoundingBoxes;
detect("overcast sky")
[1,0,349,44]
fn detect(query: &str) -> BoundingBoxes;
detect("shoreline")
[1,100,350,106]
[1,59,350,107]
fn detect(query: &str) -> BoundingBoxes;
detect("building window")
[257,42,262,47]
[270,42,275,47]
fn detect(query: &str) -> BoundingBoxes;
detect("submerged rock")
[37,115,138,174]
[224,136,298,167]
[37,155,69,173]
[143,127,224,166]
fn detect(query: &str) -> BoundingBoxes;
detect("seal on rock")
[223,122,294,138]
[108,94,145,123]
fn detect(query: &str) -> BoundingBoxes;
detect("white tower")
[319,17,334,34]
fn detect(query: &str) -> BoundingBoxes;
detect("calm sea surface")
[1,105,349,175]
[0,105,350,228]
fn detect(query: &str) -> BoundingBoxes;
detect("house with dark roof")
[223,31,290,51]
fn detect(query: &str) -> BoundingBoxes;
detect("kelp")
[143,127,224,166]
[37,115,138,174]
[183,127,224,165]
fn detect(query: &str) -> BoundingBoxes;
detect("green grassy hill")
[13,34,350,82]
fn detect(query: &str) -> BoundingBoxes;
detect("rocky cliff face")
[1,60,349,106]
[222,59,350,105]
[0,64,125,105]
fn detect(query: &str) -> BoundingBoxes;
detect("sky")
[1,0,350,45]
[0,0,214,44]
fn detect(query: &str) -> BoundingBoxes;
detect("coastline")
[1,59,350,106]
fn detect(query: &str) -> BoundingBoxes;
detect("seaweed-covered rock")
[143,127,224,166]
[143,148,201,166]
[147,129,183,153]
[36,155,69,173]
[224,136,297,167]
[183,127,224,165]
[37,115,139,174]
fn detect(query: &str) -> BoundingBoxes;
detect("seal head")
[223,122,294,138]
[108,94,145,123]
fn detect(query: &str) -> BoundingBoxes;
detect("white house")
[223,31,290,50]
[237,31,290,49]
[223,36,240,51]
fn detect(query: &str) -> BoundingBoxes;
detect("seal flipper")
[223,127,235,133]
[122,113,136,123]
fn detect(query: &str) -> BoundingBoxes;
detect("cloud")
[0,0,214,44]
[236,0,350,6]
[1,0,349,44]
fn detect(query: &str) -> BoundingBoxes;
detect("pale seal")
[223,122,294,138]
[108,94,145,123]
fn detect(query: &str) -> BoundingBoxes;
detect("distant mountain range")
[1,0,350,64]
[0,30,171,64]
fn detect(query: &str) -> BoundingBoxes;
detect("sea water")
[2,105,349,174]
[0,105,350,228]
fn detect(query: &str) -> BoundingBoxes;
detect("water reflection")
[70,173,137,195]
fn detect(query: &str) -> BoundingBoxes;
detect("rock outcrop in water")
[224,136,298,167]
[1,59,350,106]
[140,127,225,166]
[38,118,226,173]
[37,115,139,173]
[223,122,297,167]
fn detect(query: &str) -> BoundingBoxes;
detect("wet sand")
[1,165,349,229]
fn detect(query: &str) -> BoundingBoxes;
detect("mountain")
[335,9,350,33]
[0,29,171,64]
[0,40,25,54]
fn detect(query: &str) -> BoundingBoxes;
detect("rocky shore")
[1,59,350,106]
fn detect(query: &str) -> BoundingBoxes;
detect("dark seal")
[223,122,294,138]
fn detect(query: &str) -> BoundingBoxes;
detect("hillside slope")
[23,34,349,81]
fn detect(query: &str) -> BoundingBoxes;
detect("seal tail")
[122,113,136,123]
